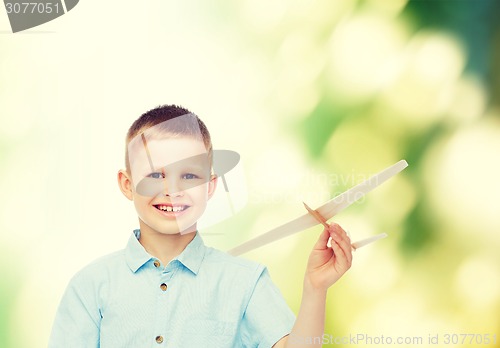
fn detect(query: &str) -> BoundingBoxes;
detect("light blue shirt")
[49,230,296,347]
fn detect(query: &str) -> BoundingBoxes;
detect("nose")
[162,177,184,197]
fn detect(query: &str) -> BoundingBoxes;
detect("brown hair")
[125,105,213,175]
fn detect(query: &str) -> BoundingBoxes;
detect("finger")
[332,223,352,247]
[330,229,353,266]
[330,230,349,252]
[332,224,351,244]
[330,237,349,269]
[331,223,348,239]
[339,235,353,266]
[331,224,353,265]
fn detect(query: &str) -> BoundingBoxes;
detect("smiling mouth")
[153,204,190,213]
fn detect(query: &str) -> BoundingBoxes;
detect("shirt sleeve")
[239,265,296,348]
[48,271,102,348]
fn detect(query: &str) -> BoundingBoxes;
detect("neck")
[137,220,197,266]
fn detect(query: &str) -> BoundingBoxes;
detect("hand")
[304,223,353,291]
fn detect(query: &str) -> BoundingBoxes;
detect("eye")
[182,173,199,179]
[147,172,164,179]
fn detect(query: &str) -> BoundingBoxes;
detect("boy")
[48,105,353,347]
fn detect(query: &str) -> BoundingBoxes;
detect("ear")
[207,174,218,200]
[117,169,134,201]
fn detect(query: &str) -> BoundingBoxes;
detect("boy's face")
[127,136,217,235]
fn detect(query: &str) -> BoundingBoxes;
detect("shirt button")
[155,335,164,344]
[153,260,160,268]
[160,283,168,291]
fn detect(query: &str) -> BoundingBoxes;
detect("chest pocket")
[180,319,238,347]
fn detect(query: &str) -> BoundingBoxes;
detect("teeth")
[157,205,185,212]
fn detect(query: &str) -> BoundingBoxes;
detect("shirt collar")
[125,229,206,275]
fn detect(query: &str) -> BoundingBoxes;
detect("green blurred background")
[1,0,499,347]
